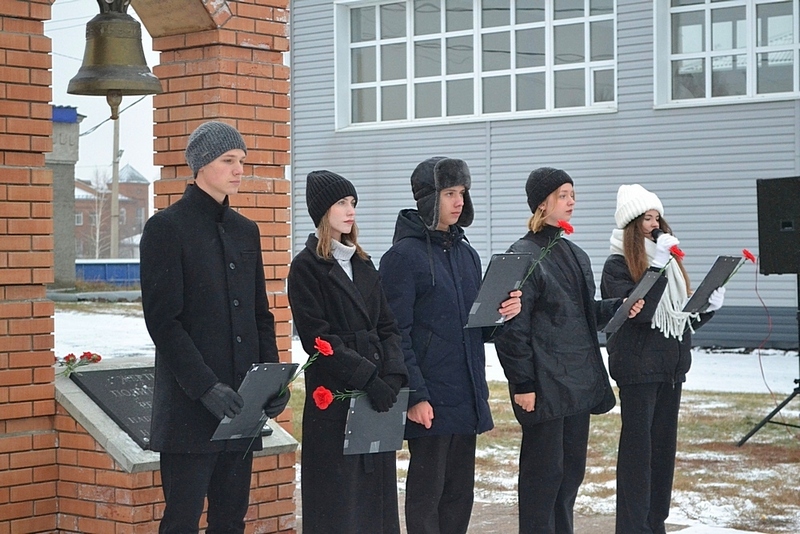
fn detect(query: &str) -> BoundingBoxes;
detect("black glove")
[200,382,244,420]
[383,374,404,395]
[263,389,291,419]
[364,376,397,413]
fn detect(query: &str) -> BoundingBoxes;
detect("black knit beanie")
[185,121,247,177]
[525,167,574,213]
[306,170,358,227]
[411,157,474,230]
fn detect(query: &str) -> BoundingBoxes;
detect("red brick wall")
[0,0,58,531]
[0,0,294,531]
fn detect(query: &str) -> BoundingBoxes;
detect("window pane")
[554,0,583,20]
[483,75,510,113]
[446,0,472,31]
[382,43,407,80]
[712,55,746,96]
[672,59,705,99]
[672,0,703,5]
[712,7,746,51]
[382,85,407,120]
[447,79,473,115]
[757,2,793,47]
[483,32,510,71]
[415,81,442,117]
[757,51,793,93]
[554,69,585,107]
[351,7,376,43]
[517,72,545,110]
[591,20,613,61]
[415,39,441,77]
[590,0,613,16]
[555,23,584,65]
[517,28,545,68]
[415,0,440,36]
[447,35,473,74]
[381,3,406,39]
[482,0,510,28]
[517,0,545,24]
[351,47,376,83]
[672,12,704,54]
[352,88,376,122]
[594,69,614,102]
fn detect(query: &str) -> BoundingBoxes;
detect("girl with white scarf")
[600,184,724,534]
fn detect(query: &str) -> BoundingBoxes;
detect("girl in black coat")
[287,171,408,534]
[601,184,724,534]
[495,168,639,534]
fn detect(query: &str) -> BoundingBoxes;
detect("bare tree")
[89,169,111,259]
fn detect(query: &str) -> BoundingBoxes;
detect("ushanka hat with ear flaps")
[306,170,358,227]
[525,167,574,213]
[411,157,474,230]
[184,121,247,177]
[614,183,664,229]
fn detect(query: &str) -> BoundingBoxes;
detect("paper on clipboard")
[211,362,298,441]
[604,271,662,334]
[682,255,741,313]
[465,253,532,328]
[342,388,410,455]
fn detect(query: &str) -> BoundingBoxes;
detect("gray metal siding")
[290,0,799,348]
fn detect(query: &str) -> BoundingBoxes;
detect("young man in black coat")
[140,121,289,533]
[379,157,521,534]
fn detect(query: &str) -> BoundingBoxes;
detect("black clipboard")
[342,388,410,455]
[211,362,299,441]
[682,255,741,313]
[465,253,532,328]
[604,271,662,334]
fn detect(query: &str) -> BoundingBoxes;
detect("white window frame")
[655,0,800,108]
[334,0,618,130]
[75,212,83,226]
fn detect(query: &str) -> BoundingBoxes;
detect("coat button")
[373,353,379,360]
[233,299,239,307]
[236,374,243,381]
[229,262,236,270]
[236,336,242,343]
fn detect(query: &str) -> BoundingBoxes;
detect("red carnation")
[557,220,574,235]
[64,353,77,364]
[669,245,685,260]
[90,353,102,363]
[80,351,93,360]
[312,386,334,410]
[743,249,756,263]
[314,337,334,357]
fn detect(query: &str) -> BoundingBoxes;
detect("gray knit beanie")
[185,121,247,176]
[306,170,358,227]
[525,167,574,212]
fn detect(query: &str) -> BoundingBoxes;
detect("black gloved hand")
[263,388,291,419]
[200,382,244,420]
[383,374,404,395]
[364,376,397,413]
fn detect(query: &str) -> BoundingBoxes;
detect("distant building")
[74,164,150,259]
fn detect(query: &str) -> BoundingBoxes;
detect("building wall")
[290,0,799,348]
[46,117,80,287]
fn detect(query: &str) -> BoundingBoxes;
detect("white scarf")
[610,228,697,340]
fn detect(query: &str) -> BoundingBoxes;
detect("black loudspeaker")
[756,176,800,275]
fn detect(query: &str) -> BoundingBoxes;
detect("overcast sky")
[47,0,160,182]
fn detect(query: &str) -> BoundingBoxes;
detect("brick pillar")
[0,0,57,532]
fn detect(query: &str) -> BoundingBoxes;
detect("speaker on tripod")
[738,176,800,445]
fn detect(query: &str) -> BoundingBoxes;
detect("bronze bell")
[67,6,162,119]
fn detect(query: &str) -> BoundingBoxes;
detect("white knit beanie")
[614,184,664,229]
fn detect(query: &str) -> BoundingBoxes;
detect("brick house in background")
[73,164,150,259]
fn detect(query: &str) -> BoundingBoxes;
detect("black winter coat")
[379,209,493,438]
[287,234,407,534]
[601,254,714,387]
[494,227,620,426]
[140,184,278,453]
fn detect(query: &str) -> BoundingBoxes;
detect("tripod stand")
[737,272,800,446]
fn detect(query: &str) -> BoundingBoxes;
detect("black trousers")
[518,412,591,534]
[158,451,253,534]
[405,434,477,534]
[616,382,682,534]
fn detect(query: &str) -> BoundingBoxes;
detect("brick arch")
[0,0,292,531]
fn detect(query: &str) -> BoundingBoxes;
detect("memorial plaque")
[71,367,154,449]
